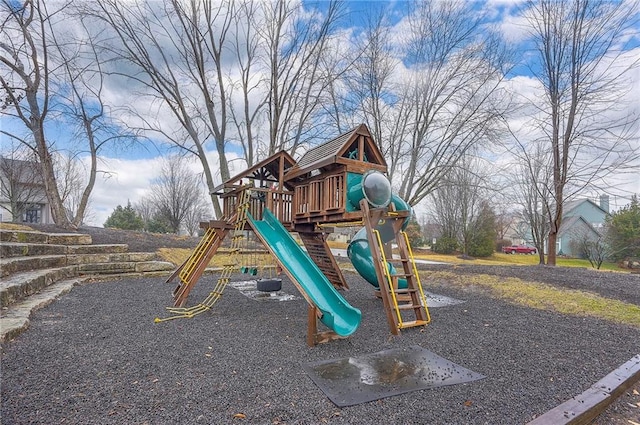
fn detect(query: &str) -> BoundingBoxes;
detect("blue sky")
[1,0,639,227]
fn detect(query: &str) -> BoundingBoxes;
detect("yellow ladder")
[373,228,430,331]
[171,226,226,307]
[155,188,252,322]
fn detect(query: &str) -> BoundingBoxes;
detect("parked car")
[502,245,537,255]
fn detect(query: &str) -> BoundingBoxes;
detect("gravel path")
[2,265,639,424]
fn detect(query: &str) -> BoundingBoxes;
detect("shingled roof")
[296,131,352,169]
[284,124,387,181]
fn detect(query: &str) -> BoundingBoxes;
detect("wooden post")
[306,304,344,346]
[360,199,400,335]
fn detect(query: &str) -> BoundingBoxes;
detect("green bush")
[433,237,458,254]
[104,202,144,231]
[468,237,496,257]
[606,195,640,261]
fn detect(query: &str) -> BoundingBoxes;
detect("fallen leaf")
[464,400,473,407]
[233,413,246,420]
[633,389,639,395]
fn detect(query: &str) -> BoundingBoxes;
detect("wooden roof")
[218,150,297,191]
[284,124,387,181]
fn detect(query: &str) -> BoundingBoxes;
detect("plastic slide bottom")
[247,208,361,336]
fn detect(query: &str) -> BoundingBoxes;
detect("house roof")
[563,198,608,217]
[558,215,601,237]
[216,150,297,192]
[0,157,44,185]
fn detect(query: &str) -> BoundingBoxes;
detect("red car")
[502,245,537,254]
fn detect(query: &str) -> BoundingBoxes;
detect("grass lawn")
[323,240,625,272]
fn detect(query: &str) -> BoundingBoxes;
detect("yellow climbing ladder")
[171,226,228,307]
[374,228,430,331]
[360,199,430,335]
[155,188,252,322]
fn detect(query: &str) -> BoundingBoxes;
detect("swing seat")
[257,278,282,292]
[241,266,248,274]
[250,268,258,275]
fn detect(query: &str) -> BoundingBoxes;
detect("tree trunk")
[28,94,73,229]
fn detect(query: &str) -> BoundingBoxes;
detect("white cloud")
[82,147,246,227]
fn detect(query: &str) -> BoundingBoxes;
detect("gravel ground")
[2,264,639,424]
[2,225,639,424]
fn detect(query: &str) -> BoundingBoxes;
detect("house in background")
[557,195,610,256]
[0,157,53,224]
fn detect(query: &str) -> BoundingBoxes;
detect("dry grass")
[157,247,276,269]
[425,270,640,327]
[0,223,36,231]
[412,251,624,271]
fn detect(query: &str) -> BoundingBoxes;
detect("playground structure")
[157,124,430,345]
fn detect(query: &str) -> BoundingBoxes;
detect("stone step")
[66,244,129,255]
[0,242,68,258]
[78,260,175,275]
[0,243,129,259]
[67,251,158,266]
[0,266,79,308]
[0,229,92,245]
[0,255,69,278]
[0,276,86,343]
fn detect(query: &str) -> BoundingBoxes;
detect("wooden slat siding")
[309,181,322,212]
[298,232,348,290]
[325,174,344,211]
[295,185,309,215]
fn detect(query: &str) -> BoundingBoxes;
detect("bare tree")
[342,6,405,171]
[428,155,497,255]
[337,1,510,207]
[183,199,211,236]
[149,155,205,234]
[522,0,640,265]
[258,0,347,157]
[570,228,609,269]
[85,0,238,218]
[396,1,510,206]
[54,152,88,224]
[227,0,267,166]
[509,135,554,264]
[51,15,136,228]
[0,0,73,227]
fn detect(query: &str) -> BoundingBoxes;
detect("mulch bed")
[2,226,639,423]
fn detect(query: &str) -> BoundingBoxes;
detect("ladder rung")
[399,320,429,328]
[391,273,412,278]
[394,288,418,294]
[397,304,422,310]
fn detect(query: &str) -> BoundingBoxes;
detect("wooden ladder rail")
[171,227,229,307]
[155,188,252,322]
[393,230,430,327]
[360,199,429,334]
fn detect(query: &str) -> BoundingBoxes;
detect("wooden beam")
[527,354,640,425]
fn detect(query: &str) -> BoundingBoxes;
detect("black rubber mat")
[303,345,485,407]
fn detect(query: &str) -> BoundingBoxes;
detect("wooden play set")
[156,124,430,345]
